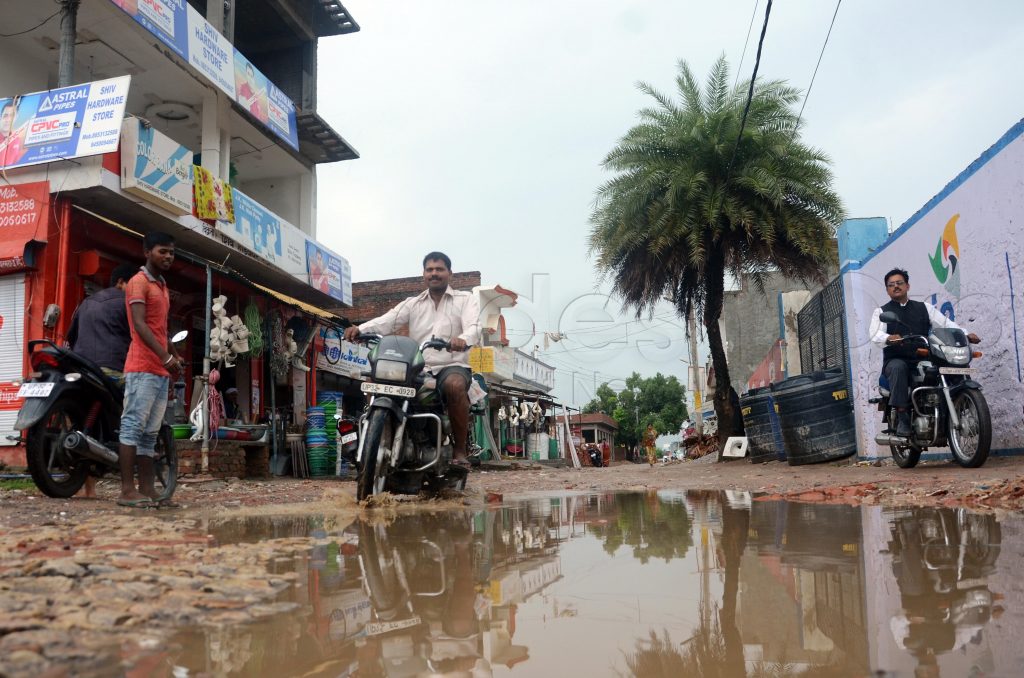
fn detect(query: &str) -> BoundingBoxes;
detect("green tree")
[583,372,687,448]
[589,57,844,445]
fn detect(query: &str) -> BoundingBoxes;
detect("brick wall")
[348,271,481,324]
[176,442,270,478]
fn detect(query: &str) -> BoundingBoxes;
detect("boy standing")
[118,232,182,507]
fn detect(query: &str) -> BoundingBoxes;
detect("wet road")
[153,491,1019,678]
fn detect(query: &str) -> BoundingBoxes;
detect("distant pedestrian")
[643,424,658,467]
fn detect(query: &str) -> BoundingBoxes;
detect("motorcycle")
[888,508,1001,661]
[583,443,603,468]
[353,333,479,501]
[13,331,187,499]
[870,311,991,469]
[334,411,359,475]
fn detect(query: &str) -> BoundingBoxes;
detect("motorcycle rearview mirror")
[171,330,189,344]
[878,311,900,324]
[334,413,341,420]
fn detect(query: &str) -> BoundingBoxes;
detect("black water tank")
[740,387,784,463]
[771,369,856,465]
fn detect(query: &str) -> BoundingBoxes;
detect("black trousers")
[883,359,917,409]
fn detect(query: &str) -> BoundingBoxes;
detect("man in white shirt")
[867,267,979,437]
[345,252,481,466]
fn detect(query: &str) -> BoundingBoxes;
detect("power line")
[727,0,773,175]
[0,7,61,37]
[734,0,761,87]
[795,0,843,131]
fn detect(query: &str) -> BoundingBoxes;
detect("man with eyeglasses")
[868,268,980,437]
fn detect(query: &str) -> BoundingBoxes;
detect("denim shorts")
[119,372,169,457]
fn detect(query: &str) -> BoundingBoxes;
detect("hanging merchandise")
[244,302,265,355]
[270,314,293,378]
[208,295,250,367]
[497,405,508,421]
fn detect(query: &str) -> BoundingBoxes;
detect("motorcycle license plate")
[17,382,54,398]
[361,382,415,398]
[364,616,421,636]
[939,367,975,375]
[341,432,358,445]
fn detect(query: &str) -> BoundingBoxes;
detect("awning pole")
[201,264,212,473]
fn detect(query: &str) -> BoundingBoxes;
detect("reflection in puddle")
[166,492,1019,677]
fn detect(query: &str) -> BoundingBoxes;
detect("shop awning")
[72,204,348,324]
[485,382,558,404]
[67,175,351,319]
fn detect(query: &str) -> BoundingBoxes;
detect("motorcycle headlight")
[942,345,970,365]
[373,359,408,383]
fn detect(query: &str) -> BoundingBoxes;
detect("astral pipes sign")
[0,76,130,170]
[842,119,1024,458]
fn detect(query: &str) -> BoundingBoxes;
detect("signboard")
[111,0,189,60]
[306,240,351,305]
[216,189,307,276]
[120,117,193,215]
[233,52,299,150]
[315,328,370,378]
[0,182,49,273]
[186,4,234,97]
[746,339,785,391]
[0,76,131,170]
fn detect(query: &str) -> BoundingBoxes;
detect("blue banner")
[267,83,299,150]
[111,0,189,60]
[306,240,350,304]
[1,77,131,170]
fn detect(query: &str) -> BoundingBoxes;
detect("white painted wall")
[843,120,1024,459]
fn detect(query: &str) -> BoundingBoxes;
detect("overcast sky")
[315,0,1024,409]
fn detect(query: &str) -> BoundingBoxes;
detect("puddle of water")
[162,491,1023,677]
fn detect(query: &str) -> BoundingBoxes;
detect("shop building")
[0,0,361,472]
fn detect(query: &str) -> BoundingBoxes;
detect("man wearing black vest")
[868,268,980,437]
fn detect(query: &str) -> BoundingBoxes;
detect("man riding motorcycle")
[868,267,980,438]
[343,251,480,468]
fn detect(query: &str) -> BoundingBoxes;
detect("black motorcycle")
[13,333,185,499]
[353,333,478,501]
[870,311,991,469]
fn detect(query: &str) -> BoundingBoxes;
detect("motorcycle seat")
[878,374,891,397]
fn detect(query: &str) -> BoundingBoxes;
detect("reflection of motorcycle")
[888,508,1001,661]
[14,332,185,499]
[871,312,991,468]
[353,333,478,501]
[354,513,490,676]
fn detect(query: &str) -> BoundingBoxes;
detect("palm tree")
[590,56,844,445]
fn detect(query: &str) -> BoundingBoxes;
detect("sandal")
[116,497,155,508]
[155,499,182,509]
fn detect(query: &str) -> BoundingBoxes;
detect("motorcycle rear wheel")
[949,389,991,468]
[154,425,178,497]
[26,396,89,498]
[357,409,394,502]
[888,410,921,469]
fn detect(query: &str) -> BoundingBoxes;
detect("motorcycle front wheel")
[888,409,921,469]
[949,389,992,468]
[26,396,89,498]
[357,409,395,502]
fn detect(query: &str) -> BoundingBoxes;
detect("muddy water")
[164,491,1022,677]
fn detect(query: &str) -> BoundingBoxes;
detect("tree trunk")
[702,254,737,454]
[719,497,749,678]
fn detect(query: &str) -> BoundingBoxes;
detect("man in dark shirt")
[65,264,136,497]
[67,264,137,382]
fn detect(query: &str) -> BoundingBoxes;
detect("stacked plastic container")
[305,406,332,476]
[318,391,345,477]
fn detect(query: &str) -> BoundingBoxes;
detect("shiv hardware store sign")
[0,76,131,170]
[120,117,193,215]
[108,0,299,150]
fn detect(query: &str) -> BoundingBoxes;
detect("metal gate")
[0,274,26,445]
[797,275,848,377]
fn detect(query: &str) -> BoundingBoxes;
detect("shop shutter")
[0,275,26,445]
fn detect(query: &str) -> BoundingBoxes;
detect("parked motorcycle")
[334,411,359,475]
[870,311,991,468]
[14,331,186,498]
[583,443,603,468]
[353,333,475,501]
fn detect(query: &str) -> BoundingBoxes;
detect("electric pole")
[688,310,703,436]
[57,1,81,88]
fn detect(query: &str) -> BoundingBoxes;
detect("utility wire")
[727,0,773,175]
[0,7,61,37]
[794,0,843,132]
[733,0,761,88]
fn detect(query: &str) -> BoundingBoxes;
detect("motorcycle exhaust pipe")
[64,431,119,466]
[875,433,910,446]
